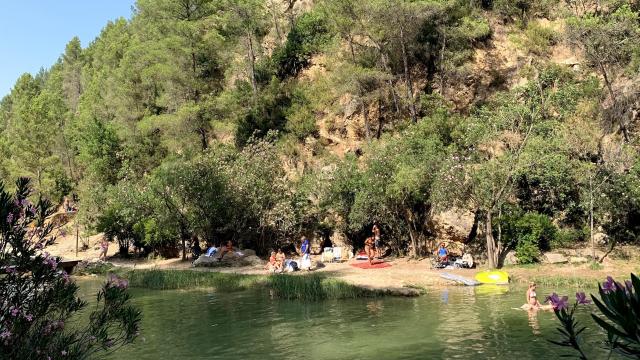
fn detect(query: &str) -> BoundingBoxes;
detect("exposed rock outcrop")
[543,252,568,264]
[430,208,476,243]
[192,250,264,268]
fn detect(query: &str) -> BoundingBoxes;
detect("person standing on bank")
[300,236,311,270]
[373,224,382,259]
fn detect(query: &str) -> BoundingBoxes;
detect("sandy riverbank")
[49,230,640,294]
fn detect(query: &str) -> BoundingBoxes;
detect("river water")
[78,280,615,360]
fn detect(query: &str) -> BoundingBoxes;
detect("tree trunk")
[376,100,383,139]
[348,35,356,62]
[439,33,447,97]
[590,175,595,260]
[485,211,498,269]
[197,127,208,150]
[191,51,200,100]
[379,52,400,114]
[399,24,417,123]
[598,60,629,141]
[180,226,189,261]
[269,0,283,44]
[247,33,258,97]
[361,99,371,142]
[405,209,418,257]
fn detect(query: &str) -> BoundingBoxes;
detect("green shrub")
[502,211,557,264]
[272,11,332,79]
[522,22,557,55]
[235,79,290,148]
[285,89,318,140]
[516,234,541,264]
[554,228,584,249]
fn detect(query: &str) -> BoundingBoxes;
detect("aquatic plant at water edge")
[0,178,141,360]
[125,269,264,291]
[124,269,381,300]
[549,274,640,359]
[267,273,381,300]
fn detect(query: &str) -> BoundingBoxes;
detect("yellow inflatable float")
[474,270,509,285]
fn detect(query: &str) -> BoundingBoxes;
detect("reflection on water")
[69,280,617,360]
[527,310,541,335]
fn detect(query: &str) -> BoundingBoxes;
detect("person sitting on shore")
[364,236,375,265]
[275,248,286,272]
[266,251,278,272]
[205,243,218,257]
[217,240,234,261]
[191,236,201,261]
[436,243,449,263]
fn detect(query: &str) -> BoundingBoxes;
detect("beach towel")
[350,261,391,269]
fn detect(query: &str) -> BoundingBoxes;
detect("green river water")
[78,280,615,360]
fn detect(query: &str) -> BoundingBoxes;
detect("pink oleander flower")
[42,254,58,270]
[107,274,129,289]
[6,213,13,223]
[0,330,11,339]
[547,293,569,310]
[10,307,20,317]
[61,350,67,356]
[60,271,71,284]
[575,292,591,304]
[602,276,616,294]
[24,313,33,322]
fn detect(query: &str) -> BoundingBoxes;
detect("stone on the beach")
[569,256,588,264]
[243,255,265,266]
[430,208,475,243]
[593,232,608,245]
[543,252,568,264]
[329,231,353,259]
[575,247,606,259]
[192,256,219,267]
[239,249,256,257]
[503,251,518,265]
[192,249,263,268]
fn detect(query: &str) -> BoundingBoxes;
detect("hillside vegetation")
[2,0,640,267]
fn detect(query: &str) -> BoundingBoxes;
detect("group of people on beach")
[265,236,312,273]
[194,239,236,262]
[266,248,288,272]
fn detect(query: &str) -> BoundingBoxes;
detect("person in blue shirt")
[437,242,449,263]
[300,236,311,270]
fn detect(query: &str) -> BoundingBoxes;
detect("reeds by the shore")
[125,269,264,291]
[267,273,381,300]
[121,269,382,300]
[511,275,596,288]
